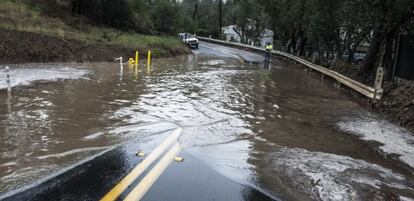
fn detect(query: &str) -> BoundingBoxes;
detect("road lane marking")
[100,128,182,201]
[124,142,182,201]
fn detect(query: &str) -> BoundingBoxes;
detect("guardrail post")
[374,67,384,91]
[374,66,384,101]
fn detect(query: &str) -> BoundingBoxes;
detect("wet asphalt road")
[1,42,414,201]
[2,132,275,201]
[196,42,265,64]
[0,43,276,201]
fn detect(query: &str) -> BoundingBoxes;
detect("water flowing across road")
[1,42,414,200]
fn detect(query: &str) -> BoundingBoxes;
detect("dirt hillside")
[374,80,414,132]
[0,29,190,64]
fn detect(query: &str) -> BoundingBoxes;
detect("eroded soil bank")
[374,80,414,132]
[0,29,191,64]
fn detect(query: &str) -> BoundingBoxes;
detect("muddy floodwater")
[1,51,414,200]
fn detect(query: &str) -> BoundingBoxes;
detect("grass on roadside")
[0,0,186,55]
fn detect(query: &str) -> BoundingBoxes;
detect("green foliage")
[0,0,186,53]
[260,0,413,74]
[222,0,268,42]
[4,0,413,74]
[150,0,181,34]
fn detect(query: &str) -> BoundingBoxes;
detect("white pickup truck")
[178,33,199,49]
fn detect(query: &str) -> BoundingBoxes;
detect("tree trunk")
[218,0,222,39]
[71,0,77,16]
[192,3,198,20]
[382,28,398,80]
[240,25,245,43]
[78,0,82,15]
[335,38,342,57]
[360,28,383,78]
[347,45,354,63]
[71,0,82,16]
[299,37,307,56]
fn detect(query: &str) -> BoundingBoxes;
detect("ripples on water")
[0,65,90,89]
[267,147,413,200]
[338,116,414,168]
[1,56,414,200]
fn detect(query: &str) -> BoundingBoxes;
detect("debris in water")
[174,157,184,162]
[136,151,146,157]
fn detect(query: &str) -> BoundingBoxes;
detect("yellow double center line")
[101,128,182,201]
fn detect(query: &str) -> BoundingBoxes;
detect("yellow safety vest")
[266,44,273,51]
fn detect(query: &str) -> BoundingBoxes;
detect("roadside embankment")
[0,29,190,64]
[374,80,414,131]
[0,1,191,64]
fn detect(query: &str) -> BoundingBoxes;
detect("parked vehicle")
[178,33,199,49]
[353,53,366,64]
[342,51,366,64]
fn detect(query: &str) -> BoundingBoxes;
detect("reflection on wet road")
[1,43,414,201]
[198,41,264,63]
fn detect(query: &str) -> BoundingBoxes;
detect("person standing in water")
[265,42,273,62]
[264,42,273,68]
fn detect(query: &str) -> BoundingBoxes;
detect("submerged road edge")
[124,142,182,201]
[101,128,182,201]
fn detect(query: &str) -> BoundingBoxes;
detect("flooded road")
[1,42,414,200]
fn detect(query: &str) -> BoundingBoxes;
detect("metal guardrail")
[198,36,382,100]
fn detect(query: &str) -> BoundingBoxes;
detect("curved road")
[1,41,414,201]
[0,43,276,201]
[196,41,265,64]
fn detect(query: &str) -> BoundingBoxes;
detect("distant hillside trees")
[36,0,191,35]
[258,0,414,78]
[32,0,414,78]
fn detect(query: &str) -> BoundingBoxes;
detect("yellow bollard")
[135,51,139,67]
[147,51,151,66]
[147,50,151,74]
[135,51,139,76]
